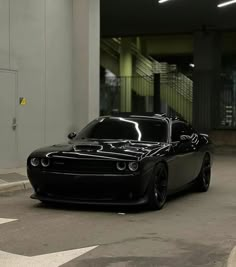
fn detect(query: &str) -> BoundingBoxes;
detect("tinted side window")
[171,122,188,142]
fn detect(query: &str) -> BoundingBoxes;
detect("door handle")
[12,118,17,130]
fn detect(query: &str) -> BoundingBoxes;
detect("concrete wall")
[210,130,236,146]
[72,0,100,131]
[0,0,10,69]
[0,0,73,164]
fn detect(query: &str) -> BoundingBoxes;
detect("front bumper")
[31,193,149,206]
[27,168,151,205]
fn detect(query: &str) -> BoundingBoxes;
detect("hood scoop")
[73,144,103,152]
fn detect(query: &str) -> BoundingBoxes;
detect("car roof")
[99,113,185,123]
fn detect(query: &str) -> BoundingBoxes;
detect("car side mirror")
[68,132,77,140]
[180,135,191,142]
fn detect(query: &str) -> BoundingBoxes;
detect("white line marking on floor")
[0,246,98,267]
[0,218,17,225]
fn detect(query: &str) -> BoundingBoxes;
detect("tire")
[195,154,211,192]
[147,163,168,210]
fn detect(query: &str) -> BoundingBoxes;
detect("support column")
[153,74,161,114]
[120,38,132,112]
[73,0,100,130]
[193,31,221,132]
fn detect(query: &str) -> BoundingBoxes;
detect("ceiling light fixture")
[218,0,236,7]
[158,0,171,3]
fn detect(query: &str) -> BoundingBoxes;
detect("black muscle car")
[27,114,213,210]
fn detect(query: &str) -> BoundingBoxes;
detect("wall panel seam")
[9,0,11,69]
[44,0,47,145]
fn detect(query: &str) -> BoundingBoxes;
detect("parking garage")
[0,1,236,266]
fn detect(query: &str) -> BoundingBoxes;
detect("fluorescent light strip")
[158,0,171,3]
[218,0,236,7]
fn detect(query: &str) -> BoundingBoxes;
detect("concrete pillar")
[153,74,161,114]
[136,37,142,52]
[193,31,221,132]
[120,38,132,112]
[73,0,100,131]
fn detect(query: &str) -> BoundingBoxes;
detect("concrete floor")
[0,154,236,267]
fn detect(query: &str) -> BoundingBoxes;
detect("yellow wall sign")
[19,97,27,106]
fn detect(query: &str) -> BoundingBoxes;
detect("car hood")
[29,139,171,161]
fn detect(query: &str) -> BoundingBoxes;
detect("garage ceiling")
[101,0,236,37]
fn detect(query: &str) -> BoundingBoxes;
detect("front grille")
[49,158,116,174]
[44,184,116,201]
[39,178,135,201]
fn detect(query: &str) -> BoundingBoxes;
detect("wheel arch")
[204,151,211,163]
[156,160,169,176]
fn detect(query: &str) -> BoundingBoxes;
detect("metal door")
[0,70,17,168]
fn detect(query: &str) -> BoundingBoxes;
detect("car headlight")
[128,162,139,172]
[116,162,127,171]
[41,158,50,167]
[30,158,40,167]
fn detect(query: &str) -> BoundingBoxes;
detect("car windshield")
[76,117,167,142]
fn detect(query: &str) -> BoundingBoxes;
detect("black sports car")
[27,114,213,210]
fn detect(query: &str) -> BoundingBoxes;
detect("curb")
[227,246,236,267]
[0,181,31,195]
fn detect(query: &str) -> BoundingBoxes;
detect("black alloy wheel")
[148,163,168,210]
[195,154,211,192]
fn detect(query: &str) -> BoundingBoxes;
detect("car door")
[185,125,205,181]
[183,124,202,183]
[168,121,196,190]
